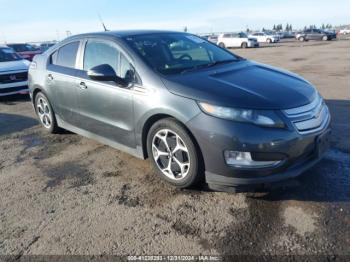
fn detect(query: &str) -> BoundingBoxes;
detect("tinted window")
[0,48,22,62]
[124,33,240,75]
[84,41,120,73]
[52,41,79,68]
[8,44,38,52]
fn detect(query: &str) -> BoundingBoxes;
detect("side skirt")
[56,115,145,159]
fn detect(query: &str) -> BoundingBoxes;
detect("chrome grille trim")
[283,94,322,116]
[283,94,330,134]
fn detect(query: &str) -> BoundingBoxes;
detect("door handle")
[79,82,88,90]
[48,74,54,81]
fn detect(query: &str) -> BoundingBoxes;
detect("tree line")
[248,23,333,32]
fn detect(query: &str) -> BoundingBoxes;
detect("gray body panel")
[28,30,331,187]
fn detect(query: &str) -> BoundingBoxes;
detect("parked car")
[296,29,337,41]
[278,31,295,39]
[217,32,259,48]
[248,32,279,43]
[0,45,30,96]
[339,29,350,35]
[202,35,218,44]
[6,43,42,61]
[29,30,331,191]
[40,42,56,52]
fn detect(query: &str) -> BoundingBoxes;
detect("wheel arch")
[140,113,204,172]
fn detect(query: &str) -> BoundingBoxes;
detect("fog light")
[224,151,282,168]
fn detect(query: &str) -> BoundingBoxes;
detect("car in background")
[217,32,259,48]
[278,31,295,39]
[40,42,56,52]
[248,32,279,43]
[296,29,337,41]
[201,35,218,44]
[0,45,30,96]
[339,29,350,35]
[6,43,42,61]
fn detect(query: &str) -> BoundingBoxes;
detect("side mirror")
[87,64,128,87]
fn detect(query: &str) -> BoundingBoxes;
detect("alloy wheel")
[152,129,190,181]
[36,97,52,128]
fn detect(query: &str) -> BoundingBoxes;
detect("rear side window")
[51,41,79,68]
[83,41,120,73]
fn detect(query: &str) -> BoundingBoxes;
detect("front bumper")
[187,112,331,188]
[0,81,29,96]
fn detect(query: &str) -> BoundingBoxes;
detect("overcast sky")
[1,0,349,43]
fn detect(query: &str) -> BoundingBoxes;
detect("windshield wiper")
[180,59,240,74]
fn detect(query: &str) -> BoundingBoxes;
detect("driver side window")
[84,40,120,74]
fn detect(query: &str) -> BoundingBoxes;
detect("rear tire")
[322,35,328,41]
[34,92,60,134]
[299,36,305,42]
[218,42,226,48]
[147,118,202,188]
[241,42,248,48]
[267,38,272,43]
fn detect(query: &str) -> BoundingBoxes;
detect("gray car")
[28,30,331,191]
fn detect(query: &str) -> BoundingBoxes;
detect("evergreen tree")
[273,24,276,31]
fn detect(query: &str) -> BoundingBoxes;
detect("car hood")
[162,60,317,110]
[0,59,30,73]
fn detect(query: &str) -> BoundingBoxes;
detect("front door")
[75,39,136,148]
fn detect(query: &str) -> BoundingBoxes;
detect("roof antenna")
[98,13,109,31]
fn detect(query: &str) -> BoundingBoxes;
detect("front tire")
[34,92,60,133]
[147,118,201,188]
[322,35,328,41]
[267,38,272,43]
[241,42,248,48]
[299,36,305,42]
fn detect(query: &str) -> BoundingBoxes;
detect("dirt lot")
[0,39,350,258]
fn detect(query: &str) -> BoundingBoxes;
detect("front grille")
[0,72,28,84]
[283,94,330,134]
[0,85,28,94]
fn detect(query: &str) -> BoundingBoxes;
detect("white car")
[217,32,259,48]
[0,45,30,96]
[339,29,350,35]
[249,32,279,43]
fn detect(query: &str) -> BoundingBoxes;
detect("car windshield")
[0,48,23,62]
[124,33,242,75]
[9,44,38,52]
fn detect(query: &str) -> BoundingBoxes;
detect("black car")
[297,29,337,41]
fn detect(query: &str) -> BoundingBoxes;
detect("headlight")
[198,102,285,128]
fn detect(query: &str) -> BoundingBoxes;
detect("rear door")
[46,41,81,125]
[231,33,241,47]
[75,38,136,148]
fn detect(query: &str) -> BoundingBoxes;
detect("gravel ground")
[0,39,349,258]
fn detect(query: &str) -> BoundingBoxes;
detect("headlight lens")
[198,102,285,128]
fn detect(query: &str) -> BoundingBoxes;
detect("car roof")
[67,30,184,40]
